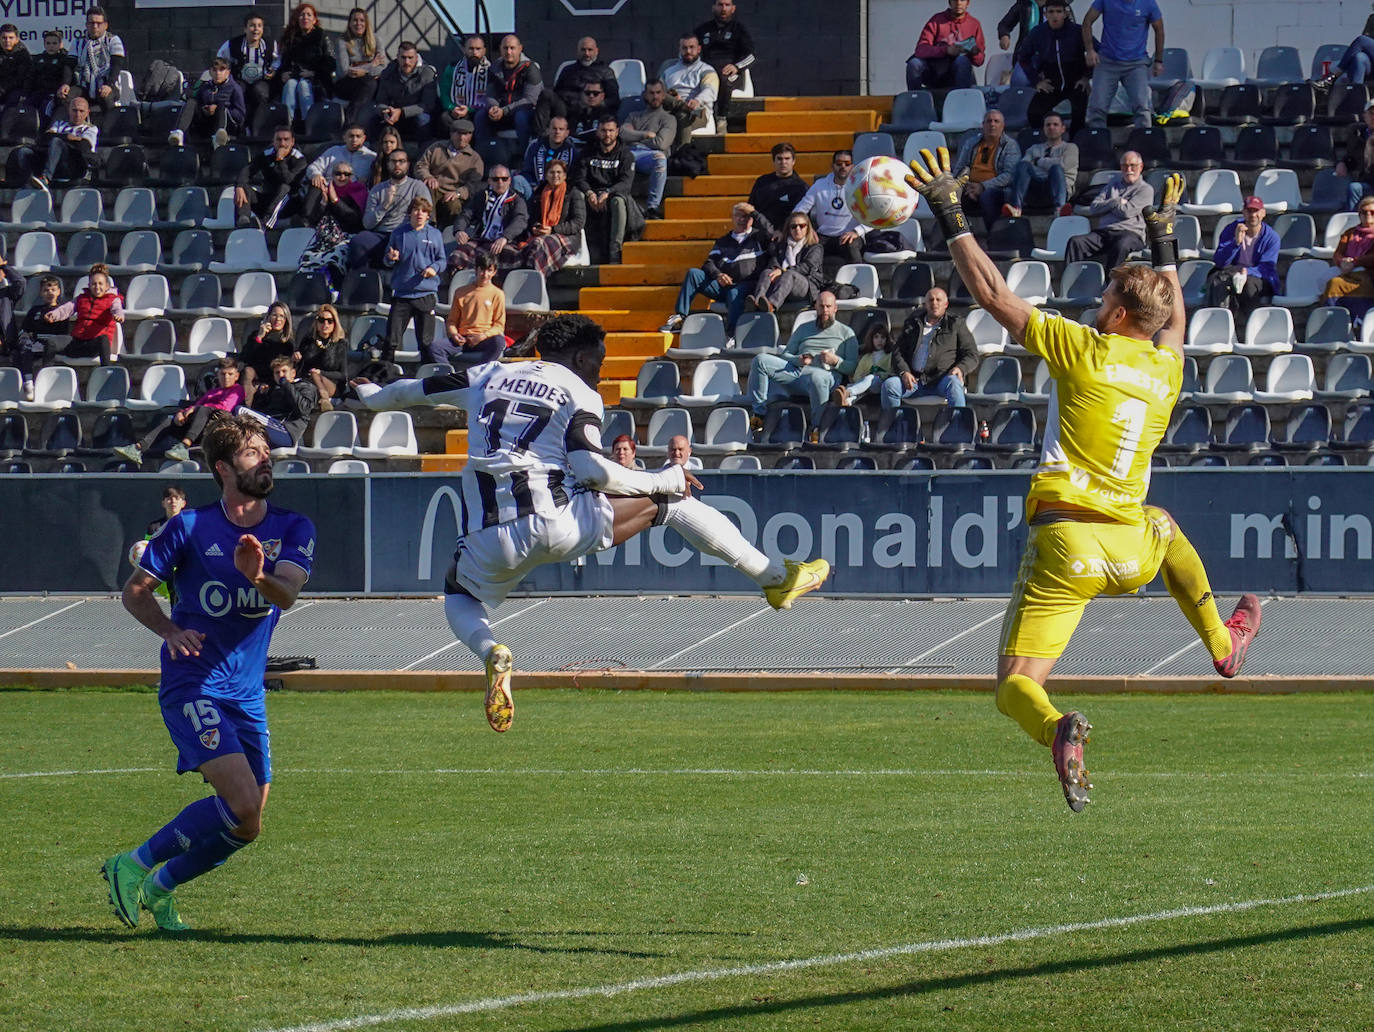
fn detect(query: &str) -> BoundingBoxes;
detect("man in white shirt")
[32,95,98,188]
[792,150,866,264]
[660,34,719,145]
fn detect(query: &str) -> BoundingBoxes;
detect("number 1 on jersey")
[1109,398,1148,478]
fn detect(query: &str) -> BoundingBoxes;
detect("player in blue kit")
[102,416,316,931]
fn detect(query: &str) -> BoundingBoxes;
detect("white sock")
[661,497,785,587]
[444,592,497,661]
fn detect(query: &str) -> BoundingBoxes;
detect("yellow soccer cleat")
[484,644,514,732]
[763,558,831,611]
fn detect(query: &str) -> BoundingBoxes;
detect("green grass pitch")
[2,688,1372,1032]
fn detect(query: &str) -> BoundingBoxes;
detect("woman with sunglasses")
[295,302,349,405]
[749,214,824,314]
[239,301,294,397]
[1321,195,1374,326]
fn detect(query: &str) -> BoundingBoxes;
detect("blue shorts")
[160,692,272,785]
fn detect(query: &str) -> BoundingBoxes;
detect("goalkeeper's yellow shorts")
[999,506,1174,659]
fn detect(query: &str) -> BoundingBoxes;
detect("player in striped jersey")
[907,151,1261,811]
[354,314,829,732]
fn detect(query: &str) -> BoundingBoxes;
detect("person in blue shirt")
[1080,0,1164,128]
[102,415,315,932]
[383,195,446,363]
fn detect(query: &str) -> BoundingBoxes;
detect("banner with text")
[3,0,92,49]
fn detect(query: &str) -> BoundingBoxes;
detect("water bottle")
[979,420,990,443]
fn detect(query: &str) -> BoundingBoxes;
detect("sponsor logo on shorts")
[262,539,282,562]
[200,728,220,750]
[1068,557,1141,578]
[204,543,224,557]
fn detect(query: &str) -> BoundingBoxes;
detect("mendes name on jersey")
[1021,308,1181,524]
[139,502,316,709]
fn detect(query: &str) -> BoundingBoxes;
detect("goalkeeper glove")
[1143,172,1186,269]
[905,147,972,243]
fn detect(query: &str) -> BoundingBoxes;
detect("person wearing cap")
[1205,196,1279,323]
[416,118,485,222]
[1336,101,1374,211]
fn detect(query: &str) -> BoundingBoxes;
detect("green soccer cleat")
[763,558,831,610]
[140,876,190,932]
[101,852,144,928]
[484,644,514,733]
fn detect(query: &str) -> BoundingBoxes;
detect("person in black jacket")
[0,24,31,107]
[749,213,824,313]
[169,58,246,148]
[693,0,755,125]
[875,287,978,435]
[747,143,810,237]
[235,126,308,228]
[279,3,335,129]
[573,113,637,264]
[520,159,585,274]
[376,42,437,140]
[217,12,281,121]
[446,165,531,274]
[252,354,319,445]
[1339,102,1374,210]
[997,0,1074,84]
[294,303,349,404]
[662,203,772,336]
[552,37,619,113]
[239,301,294,396]
[25,30,75,118]
[1021,1,1087,130]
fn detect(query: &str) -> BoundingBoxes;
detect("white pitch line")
[885,610,1004,675]
[0,766,162,779]
[398,600,547,672]
[258,883,1374,1032]
[1142,597,1271,676]
[0,599,87,641]
[649,605,771,670]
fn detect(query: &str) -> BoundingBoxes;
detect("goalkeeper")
[905,150,1262,812]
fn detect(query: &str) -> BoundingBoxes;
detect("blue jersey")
[139,502,315,716]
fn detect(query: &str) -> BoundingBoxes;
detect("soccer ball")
[844,156,921,229]
[128,540,148,568]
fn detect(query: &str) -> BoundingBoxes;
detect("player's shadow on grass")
[535,914,1374,1032]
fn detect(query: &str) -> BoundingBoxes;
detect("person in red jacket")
[907,0,986,90]
[43,261,123,365]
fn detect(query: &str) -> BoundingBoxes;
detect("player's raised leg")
[443,587,513,732]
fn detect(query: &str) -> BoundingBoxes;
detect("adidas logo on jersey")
[204,543,224,557]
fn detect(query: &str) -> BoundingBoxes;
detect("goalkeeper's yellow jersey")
[1020,308,1182,525]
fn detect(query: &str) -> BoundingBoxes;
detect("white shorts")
[450,489,616,608]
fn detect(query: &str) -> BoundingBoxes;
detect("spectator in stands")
[253,353,319,444]
[219,12,281,121]
[1081,0,1164,129]
[517,114,576,197]
[0,255,23,376]
[568,79,612,146]
[749,211,824,312]
[661,34,719,144]
[25,30,75,119]
[662,202,773,337]
[239,301,294,396]
[694,0,755,128]
[621,80,674,219]
[1310,9,1374,95]
[906,0,986,90]
[553,36,619,113]
[294,303,349,405]
[831,321,896,406]
[350,148,432,268]
[485,34,542,162]
[30,95,97,187]
[303,123,376,205]
[951,109,1019,230]
[382,196,445,363]
[793,150,867,264]
[279,2,335,129]
[1338,101,1374,210]
[72,6,125,113]
[377,41,436,140]
[417,118,484,221]
[1022,1,1088,130]
[368,125,403,187]
[439,34,491,137]
[610,433,637,467]
[574,113,638,264]
[745,291,858,428]
[665,434,696,468]
[115,357,245,465]
[300,159,367,234]
[1064,150,1150,270]
[16,274,62,399]
[997,0,1069,85]
[748,143,810,234]
[236,125,307,229]
[1205,197,1279,323]
[876,287,977,433]
[439,251,506,366]
[42,262,122,366]
[168,57,246,150]
[1004,112,1078,217]
[0,24,30,108]
[446,165,530,274]
[333,7,386,120]
[1320,195,1374,317]
[519,159,585,275]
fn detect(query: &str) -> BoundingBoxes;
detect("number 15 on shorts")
[182,699,222,733]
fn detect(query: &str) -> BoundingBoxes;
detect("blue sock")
[134,796,237,870]
[155,825,251,890]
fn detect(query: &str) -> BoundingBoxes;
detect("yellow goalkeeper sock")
[996,673,1061,748]
[1160,529,1233,662]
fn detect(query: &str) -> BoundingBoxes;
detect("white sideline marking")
[258,883,1374,1032]
[0,767,161,779]
[1143,597,1272,675]
[399,600,547,671]
[649,606,770,670]
[0,599,86,641]
[884,611,1003,675]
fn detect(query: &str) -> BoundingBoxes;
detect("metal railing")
[347,0,492,60]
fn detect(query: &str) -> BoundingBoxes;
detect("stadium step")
[744,110,878,135]
[724,131,861,153]
[421,454,468,472]
[600,380,630,405]
[664,196,741,220]
[643,219,726,240]
[576,309,666,332]
[444,428,468,453]
[596,262,693,286]
[622,241,714,265]
[764,95,894,117]
[601,355,651,378]
[605,331,671,358]
[680,174,761,197]
[706,151,834,176]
